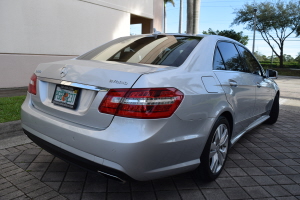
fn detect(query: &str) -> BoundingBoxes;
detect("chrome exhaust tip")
[97,170,126,183]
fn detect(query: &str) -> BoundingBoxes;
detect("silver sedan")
[21,33,279,182]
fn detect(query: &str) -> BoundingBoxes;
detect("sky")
[131,0,300,58]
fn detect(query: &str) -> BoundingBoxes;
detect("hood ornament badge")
[60,67,68,78]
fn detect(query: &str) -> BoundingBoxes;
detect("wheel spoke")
[219,148,227,160]
[215,126,221,144]
[217,150,225,166]
[210,143,217,151]
[219,130,228,146]
[210,156,218,173]
[209,149,217,159]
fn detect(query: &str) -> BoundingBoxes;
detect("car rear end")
[21,34,219,181]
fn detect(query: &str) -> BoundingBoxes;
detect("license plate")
[52,85,81,109]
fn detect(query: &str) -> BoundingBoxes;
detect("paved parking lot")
[0,76,300,200]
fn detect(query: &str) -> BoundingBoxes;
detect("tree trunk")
[164,4,166,33]
[187,0,200,34]
[179,0,182,33]
[193,0,200,34]
[187,0,193,34]
[279,44,284,68]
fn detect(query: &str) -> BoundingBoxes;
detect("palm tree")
[179,0,183,33]
[187,0,193,34]
[187,0,200,34]
[164,0,175,33]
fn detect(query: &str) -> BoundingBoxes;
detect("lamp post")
[179,0,182,33]
[252,7,257,54]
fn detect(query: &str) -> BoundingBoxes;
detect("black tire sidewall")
[265,94,279,124]
[198,116,230,181]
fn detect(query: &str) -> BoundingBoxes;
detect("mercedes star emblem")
[60,67,68,78]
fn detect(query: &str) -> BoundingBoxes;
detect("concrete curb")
[0,120,22,135]
[0,120,32,149]
[0,87,27,97]
[0,86,27,90]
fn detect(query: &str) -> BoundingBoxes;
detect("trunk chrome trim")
[60,81,108,92]
[38,77,61,84]
[38,77,109,92]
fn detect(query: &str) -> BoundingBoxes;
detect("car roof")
[129,33,244,46]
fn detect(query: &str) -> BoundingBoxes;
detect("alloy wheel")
[209,124,229,173]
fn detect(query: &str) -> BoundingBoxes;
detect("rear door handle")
[229,80,237,87]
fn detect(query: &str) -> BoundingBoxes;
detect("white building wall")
[0,0,132,55]
[0,0,161,88]
[84,0,154,19]
[0,54,76,89]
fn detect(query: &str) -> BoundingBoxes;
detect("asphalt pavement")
[0,76,299,200]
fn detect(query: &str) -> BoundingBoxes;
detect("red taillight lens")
[28,73,37,95]
[99,89,130,115]
[99,88,184,119]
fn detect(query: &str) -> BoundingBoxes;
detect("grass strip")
[0,96,26,123]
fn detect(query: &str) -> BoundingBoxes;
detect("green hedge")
[262,68,300,76]
[260,62,300,69]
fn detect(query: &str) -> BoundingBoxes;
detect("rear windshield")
[77,35,202,67]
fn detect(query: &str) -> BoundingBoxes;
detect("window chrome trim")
[38,77,109,92]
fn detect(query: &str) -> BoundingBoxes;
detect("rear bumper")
[22,93,213,181]
[23,128,130,182]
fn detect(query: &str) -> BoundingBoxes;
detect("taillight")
[28,73,37,95]
[99,88,184,119]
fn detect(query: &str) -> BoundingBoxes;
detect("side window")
[236,45,262,76]
[217,42,244,72]
[213,47,226,70]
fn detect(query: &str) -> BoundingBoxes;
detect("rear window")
[77,35,202,67]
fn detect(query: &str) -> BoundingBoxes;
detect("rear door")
[213,42,256,136]
[235,45,274,117]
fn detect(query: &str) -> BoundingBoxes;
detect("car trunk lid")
[31,59,174,130]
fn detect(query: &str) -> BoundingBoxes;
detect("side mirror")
[266,69,278,79]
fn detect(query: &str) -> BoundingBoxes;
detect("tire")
[264,94,279,125]
[196,116,230,182]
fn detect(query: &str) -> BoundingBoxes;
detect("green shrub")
[262,68,300,76]
[260,62,300,69]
